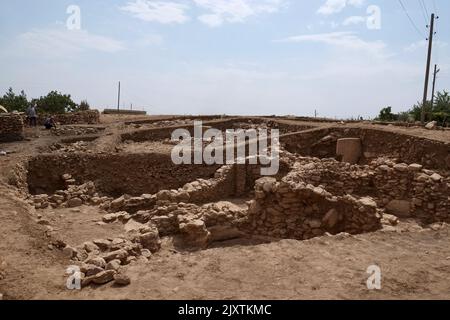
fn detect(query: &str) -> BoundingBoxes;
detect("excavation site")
[1,112,449,300]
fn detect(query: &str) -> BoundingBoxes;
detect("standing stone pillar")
[336,138,362,164]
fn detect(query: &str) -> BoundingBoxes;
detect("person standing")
[27,103,37,127]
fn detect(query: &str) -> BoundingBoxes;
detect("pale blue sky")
[0,0,449,118]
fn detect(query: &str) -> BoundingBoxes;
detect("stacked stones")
[135,202,201,235]
[48,141,91,153]
[144,119,193,128]
[0,113,24,142]
[131,200,247,245]
[245,176,381,240]
[21,110,100,126]
[62,224,160,287]
[372,159,449,222]
[101,194,156,214]
[269,156,449,224]
[286,158,374,197]
[103,165,235,212]
[51,125,103,136]
[30,175,113,209]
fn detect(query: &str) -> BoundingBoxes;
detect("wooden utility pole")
[431,64,440,108]
[117,81,121,112]
[421,13,435,124]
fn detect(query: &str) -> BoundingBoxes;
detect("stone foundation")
[0,113,24,142]
[21,110,100,126]
[282,127,450,171]
[244,176,382,240]
[25,153,221,196]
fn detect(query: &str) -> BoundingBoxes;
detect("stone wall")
[263,157,450,224]
[22,110,100,126]
[125,115,228,125]
[26,153,221,197]
[243,176,382,240]
[371,159,449,222]
[281,127,450,171]
[103,109,147,115]
[0,113,24,142]
[122,118,312,143]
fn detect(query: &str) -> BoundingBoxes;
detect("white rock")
[425,121,437,130]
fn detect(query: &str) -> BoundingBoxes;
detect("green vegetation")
[79,100,91,111]
[377,106,396,122]
[0,88,29,112]
[376,90,450,126]
[0,87,91,114]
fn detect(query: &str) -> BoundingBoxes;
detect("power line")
[420,0,429,17]
[432,0,438,14]
[431,3,440,65]
[418,0,428,24]
[398,0,426,38]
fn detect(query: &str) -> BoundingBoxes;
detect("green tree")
[78,100,90,111]
[432,91,450,125]
[397,111,414,122]
[433,91,450,112]
[33,91,77,114]
[377,106,397,121]
[0,87,29,112]
[408,101,433,122]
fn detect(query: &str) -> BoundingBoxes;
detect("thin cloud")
[120,0,190,24]
[193,0,286,27]
[317,0,365,16]
[120,0,286,27]
[276,31,387,59]
[342,15,366,26]
[12,27,124,58]
[404,40,448,53]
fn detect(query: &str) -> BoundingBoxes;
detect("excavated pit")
[26,153,222,197]
[281,127,450,171]
[121,117,314,143]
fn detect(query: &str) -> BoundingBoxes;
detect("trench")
[26,153,222,197]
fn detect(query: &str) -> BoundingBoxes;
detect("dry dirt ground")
[1,114,450,300]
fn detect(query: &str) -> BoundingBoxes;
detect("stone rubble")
[51,126,103,136]
[48,141,91,153]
